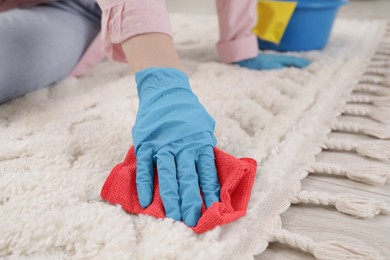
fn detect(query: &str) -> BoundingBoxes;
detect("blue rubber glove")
[235,53,310,70]
[133,67,220,226]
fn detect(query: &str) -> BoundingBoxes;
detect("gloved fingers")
[197,146,220,209]
[262,62,285,70]
[260,53,287,61]
[136,145,155,208]
[280,56,311,68]
[241,60,283,70]
[155,151,181,222]
[176,150,203,227]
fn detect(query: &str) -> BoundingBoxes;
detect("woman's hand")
[235,53,310,70]
[132,67,220,227]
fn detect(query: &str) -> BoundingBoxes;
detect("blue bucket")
[258,0,348,51]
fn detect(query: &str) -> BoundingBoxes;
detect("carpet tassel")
[372,54,389,61]
[365,67,390,76]
[369,107,390,124]
[342,105,390,124]
[353,84,390,96]
[289,190,390,218]
[309,162,390,185]
[360,75,390,87]
[369,60,390,67]
[356,140,390,161]
[322,139,390,161]
[371,96,390,107]
[376,49,390,56]
[270,228,381,259]
[347,95,390,108]
[331,120,390,139]
[335,193,390,218]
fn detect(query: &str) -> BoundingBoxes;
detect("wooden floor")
[257,158,390,259]
[256,108,390,259]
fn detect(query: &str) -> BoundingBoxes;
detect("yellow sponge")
[252,0,297,44]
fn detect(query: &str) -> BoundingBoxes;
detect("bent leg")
[0,1,100,104]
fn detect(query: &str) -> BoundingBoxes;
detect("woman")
[0,0,308,226]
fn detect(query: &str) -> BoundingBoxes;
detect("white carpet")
[0,15,389,259]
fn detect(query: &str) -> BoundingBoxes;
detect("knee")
[0,66,36,104]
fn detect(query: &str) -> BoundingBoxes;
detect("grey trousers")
[0,1,101,104]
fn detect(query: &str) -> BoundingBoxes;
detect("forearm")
[121,33,184,73]
[215,0,258,63]
[96,0,174,64]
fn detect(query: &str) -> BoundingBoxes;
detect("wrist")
[121,33,185,72]
[135,67,192,100]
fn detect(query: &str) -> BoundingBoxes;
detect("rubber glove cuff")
[135,67,192,100]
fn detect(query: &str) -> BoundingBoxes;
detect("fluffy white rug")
[0,15,389,259]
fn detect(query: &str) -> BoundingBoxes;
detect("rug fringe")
[341,105,390,124]
[308,162,390,185]
[365,67,390,76]
[347,94,390,108]
[375,48,390,56]
[353,83,390,96]
[368,59,390,67]
[269,228,381,260]
[360,75,390,87]
[322,139,390,161]
[331,120,390,139]
[289,189,390,218]
[372,53,389,61]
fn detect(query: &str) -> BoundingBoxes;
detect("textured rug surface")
[0,15,388,259]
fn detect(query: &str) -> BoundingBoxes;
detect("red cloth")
[101,147,257,234]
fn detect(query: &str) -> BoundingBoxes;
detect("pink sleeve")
[215,0,259,63]
[96,0,173,63]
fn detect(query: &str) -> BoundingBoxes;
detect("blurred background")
[166,0,390,19]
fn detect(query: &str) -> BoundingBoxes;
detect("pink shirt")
[2,0,258,75]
